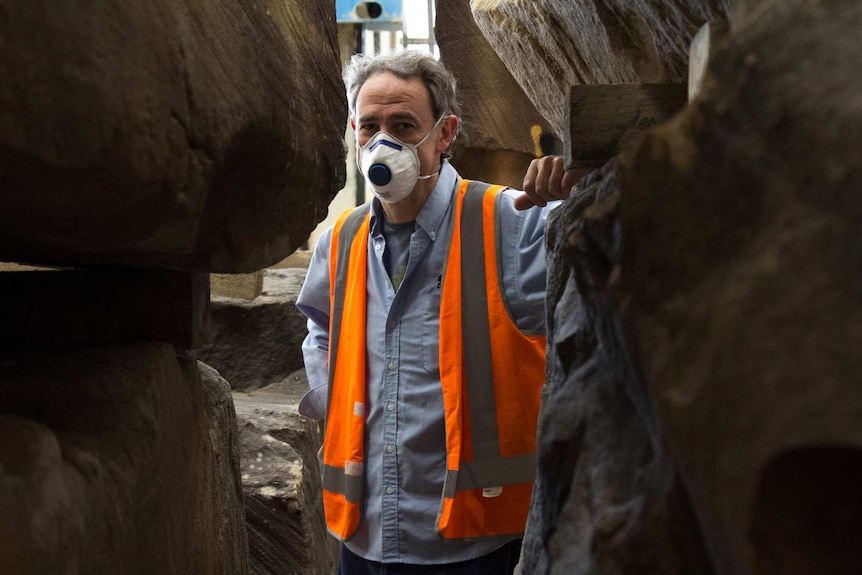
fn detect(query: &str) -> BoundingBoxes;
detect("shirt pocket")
[421,284,441,373]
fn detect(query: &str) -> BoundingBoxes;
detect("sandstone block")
[198,268,307,392]
[470,0,729,139]
[0,343,248,574]
[521,163,714,575]
[0,0,347,272]
[437,0,556,189]
[529,1,862,574]
[616,2,862,573]
[211,271,265,301]
[232,381,338,575]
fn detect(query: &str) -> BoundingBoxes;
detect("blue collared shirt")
[296,160,554,564]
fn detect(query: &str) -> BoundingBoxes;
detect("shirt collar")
[369,160,457,241]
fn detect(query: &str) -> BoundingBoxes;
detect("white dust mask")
[357,115,446,204]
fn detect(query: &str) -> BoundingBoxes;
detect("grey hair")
[344,51,461,153]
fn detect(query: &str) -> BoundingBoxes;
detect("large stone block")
[232,381,338,575]
[530,1,862,574]
[0,343,248,574]
[522,163,714,575]
[437,0,556,189]
[470,0,729,139]
[198,266,332,573]
[0,0,347,272]
[198,268,307,392]
[616,2,862,574]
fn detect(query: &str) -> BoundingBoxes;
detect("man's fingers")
[524,157,570,200]
[523,160,538,193]
[519,158,592,209]
[521,159,546,209]
[531,157,556,201]
[514,192,539,211]
[546,158,566,200]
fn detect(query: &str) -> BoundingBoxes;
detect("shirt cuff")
[298,383,328,420]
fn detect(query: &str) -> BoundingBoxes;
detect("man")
[297,50,583,574]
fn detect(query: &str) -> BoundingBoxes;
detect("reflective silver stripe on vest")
[323,463,364,503]
[442,181,537,497]
[323,206,369,499]
[442,453,538,498]
[459,183,501,463]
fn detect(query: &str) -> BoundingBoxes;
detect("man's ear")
[438,115,459,152]
[350,118,356,131]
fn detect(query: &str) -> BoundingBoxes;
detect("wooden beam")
[564,84,688,169]
[0,269,210,352]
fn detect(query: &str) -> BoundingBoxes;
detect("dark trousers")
[337,539,523,575]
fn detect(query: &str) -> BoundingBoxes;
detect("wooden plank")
[564,84,688,169]
[0,269,210,352]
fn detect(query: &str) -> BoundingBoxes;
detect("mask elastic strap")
[416,114,447,147]
[416,114,449,179]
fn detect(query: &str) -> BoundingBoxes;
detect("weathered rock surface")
[616,2,862,574]
[522,163,714,575]
[470,0,730,139]
[526,1,862,574]
[437,0,556,189]
[199,266,334,573]
[232,381,338,575]
[0,0,347,272]
[0,343,248,574]
[199,268,308,392]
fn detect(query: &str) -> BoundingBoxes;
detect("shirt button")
[387,361,395,370]
[375,242,383,250]
[386,485,394,494]
[430,231,436,240]
[388,320,397,328]
[386,403,394,411]
[386,444,394,453]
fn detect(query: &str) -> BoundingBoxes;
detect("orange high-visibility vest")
[322,179,547,542]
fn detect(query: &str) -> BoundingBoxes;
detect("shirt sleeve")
[497,190,559,334]
[295,227,334,419]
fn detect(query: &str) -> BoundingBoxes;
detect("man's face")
[354,72,445,178]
